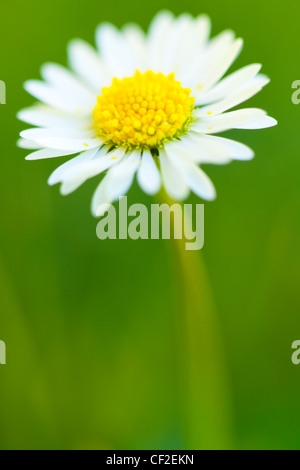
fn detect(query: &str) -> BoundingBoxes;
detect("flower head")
[18,11,277,215]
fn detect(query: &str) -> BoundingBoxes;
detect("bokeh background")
[0,0,299,450]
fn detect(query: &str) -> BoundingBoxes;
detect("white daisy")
[18,11,277,216]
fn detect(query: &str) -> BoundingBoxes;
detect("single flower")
[18,11,277,215]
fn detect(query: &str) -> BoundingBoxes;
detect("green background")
[0,0,299,450]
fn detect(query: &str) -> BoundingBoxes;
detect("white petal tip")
[23,80,36,93]
[17,111,25,121]
[233,146,255,161]
[262,76,271,86]
[68,38,81,47]
[19,130,31,139]
[40,62,54,75]
[237,151,255,161]
[154,10,173,20]
[94,203,111,217]
[198,13,211,22]
[59,185,72,196]
[145,187,161,196]
[47,176,57,186]
[207,192,217,201]
[255,116,278,129]
[201,188,217,201]
[268,117,278,127]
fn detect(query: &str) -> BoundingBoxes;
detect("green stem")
[161,192,234,449]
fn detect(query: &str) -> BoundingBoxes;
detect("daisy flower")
[18,11,277,216]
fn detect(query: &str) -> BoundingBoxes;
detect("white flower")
[18,11,277,216]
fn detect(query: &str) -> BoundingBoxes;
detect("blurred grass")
[0,0,300,450]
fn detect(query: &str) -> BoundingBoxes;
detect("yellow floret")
[93,70,195,149]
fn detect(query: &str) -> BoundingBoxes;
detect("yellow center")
[93,71,195,149]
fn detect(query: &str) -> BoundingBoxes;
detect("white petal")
[193,134,254,161]
[195,64,262,105]
[91,173,112,216]
[20,128,102,151]
[159,149,189,201]
[37,138,102,152]
[60,179,86,195]
[17,105,92,128]
[25,148,77,160]
[95,23,136,78]
[175,15,211,81]
[146,11,174,72]
[24,80,77,113]
[183,134,254,162]
[195,84,264,117]
[68,39,111,91]
[17,138,41,150]
[137,151,161,195]
[122,24,147,72]
[20,127,95,141]
[160,14,194,75]
[194,14,211,45]
[91,151,138,215]
[48,147,102,186]
[239,115,278,129]
[247,73,270,88]
[59,148,124,194]
[203,38,243,91]
[187,30,236,88]
[182,162,216,200]
[40,63,96,111]
[167,137,231,165]
[105,151,141,200]
[192,108,277,134]
[165,145,216,200]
